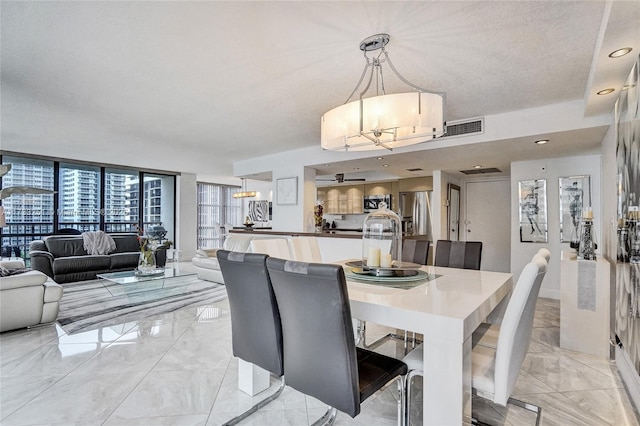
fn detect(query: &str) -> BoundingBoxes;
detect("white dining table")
[344,263,513,426]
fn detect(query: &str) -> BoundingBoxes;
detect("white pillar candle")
[583,207,593,219]
[367,247,380,267]
[380,253,393,268]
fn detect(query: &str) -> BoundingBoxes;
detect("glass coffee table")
[97,267,197,296]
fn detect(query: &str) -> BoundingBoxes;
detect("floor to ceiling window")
[0,155,54,257]
[142,173,175,245]
[58,163,101,232]
[197,182,241,249]
[0,153,177,259]
[104,168,138,233]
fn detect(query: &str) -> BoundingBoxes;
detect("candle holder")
[577,218,597,261]
[362,201,402,273]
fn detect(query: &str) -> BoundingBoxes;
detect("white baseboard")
[616,346,640,413]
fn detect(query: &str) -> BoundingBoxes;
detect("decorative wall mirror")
[447,184,461,241]
[559,175,591,243]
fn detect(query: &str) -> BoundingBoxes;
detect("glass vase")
[137,250,156,274]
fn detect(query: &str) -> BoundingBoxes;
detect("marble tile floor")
[0,271,639,426]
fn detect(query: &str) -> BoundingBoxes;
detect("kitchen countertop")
[229,229,363,239]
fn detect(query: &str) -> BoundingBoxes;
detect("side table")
[560,250,611,358]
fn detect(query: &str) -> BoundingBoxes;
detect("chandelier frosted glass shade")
[233,191,256,199]
[233,178,256,198]
[321,91,445,151]
[320,33,446,152]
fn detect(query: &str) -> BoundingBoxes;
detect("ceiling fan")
[317,173,366,183]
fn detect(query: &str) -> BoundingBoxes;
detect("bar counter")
[229,228,363,239]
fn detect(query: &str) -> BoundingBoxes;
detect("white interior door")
[464,179,511,272]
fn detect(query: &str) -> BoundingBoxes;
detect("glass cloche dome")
[362,202,402,269]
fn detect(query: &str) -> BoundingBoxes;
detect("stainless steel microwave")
[363,195,391,212]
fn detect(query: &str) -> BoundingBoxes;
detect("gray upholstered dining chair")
[401,239,430,265]
[402,255,547,425]
[266,257,408,426]
[434,240,482,270]
[217,251,284,426]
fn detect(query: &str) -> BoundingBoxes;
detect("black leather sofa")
[29,233,166,283]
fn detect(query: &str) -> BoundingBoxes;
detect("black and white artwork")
[559,175,591,243]
[276,177,297,206]
[248,200,269,222]
[519,179,548,243]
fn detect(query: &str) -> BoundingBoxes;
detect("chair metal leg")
[359,323,421,352]
[311,407,337,426]
[404,369,423,426]
[471,396,542,426]
[507,397,542,426]
[397,375,407,426]
[222,376,286,426]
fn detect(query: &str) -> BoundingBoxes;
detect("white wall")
[271,166,317,232]
[177,173,197,261]
[511,155,602,299]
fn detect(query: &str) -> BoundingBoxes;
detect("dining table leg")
[421,333,472,425]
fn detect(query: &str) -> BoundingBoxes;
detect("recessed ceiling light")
[535,139,549,145]
[473,165,483,169]
[382,164,390,167]
[597,88,615,95]
[609,47,632,58]
[376,157,384,160]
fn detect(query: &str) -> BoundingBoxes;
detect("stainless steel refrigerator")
[399,191,433,237]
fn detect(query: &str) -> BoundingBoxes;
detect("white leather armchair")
[0,260,64,332]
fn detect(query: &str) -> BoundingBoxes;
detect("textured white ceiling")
[1,1,638,180]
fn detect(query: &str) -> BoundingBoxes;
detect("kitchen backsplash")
[324,214,367,230]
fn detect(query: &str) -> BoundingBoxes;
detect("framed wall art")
[559,175,591,243]
[518,179,548,243]
[276,177,298,206]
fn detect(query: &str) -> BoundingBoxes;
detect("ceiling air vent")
[442,117,484,138]
[460,167,502,175]
[406,168,424,172]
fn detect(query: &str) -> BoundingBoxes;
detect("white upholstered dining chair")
[402,255,547,425]
[475,250,551,348]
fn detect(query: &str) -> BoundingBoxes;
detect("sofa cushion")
[223,235,253,252]
[110,234,141,253]
[196,249,219,258]
[53,255,111,275]
[192,256,220,270]
[110,252,141,270]
[0,270,49,290]
[45,237,87,258]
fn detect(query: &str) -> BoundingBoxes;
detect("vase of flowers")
[135,225,158,275]
[314,201,324,232]
[138,249,156,274]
